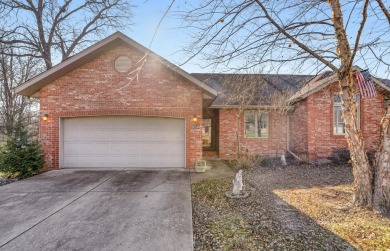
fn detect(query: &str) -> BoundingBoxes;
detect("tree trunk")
[373,106,390,214]
[328,0,373,208]
[340,75,373,208]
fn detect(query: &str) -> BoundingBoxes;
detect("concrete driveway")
[0,170,193,251]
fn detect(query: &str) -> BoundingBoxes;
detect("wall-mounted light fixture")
[42,113,49,122]
[192,115,198,123]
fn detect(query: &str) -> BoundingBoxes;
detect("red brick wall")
[219,109,287,159]
[39,45,203,169]
[290,81,385,160]
[289,99,308,154]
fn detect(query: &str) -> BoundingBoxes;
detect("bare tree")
[0,0,134,69]
[181,0,390,212]
[0,46,39,136]
[267,88,294,158]
[374,107,390,214]
[219,74,293,157]
[219,74,264,154]
[0,0,135,135]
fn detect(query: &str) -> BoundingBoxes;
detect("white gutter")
[286,116,302,161]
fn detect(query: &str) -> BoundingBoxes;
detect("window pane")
[257,112,269,138]
[334,95,341,103]
[334,106,345,134]
[333,93,359,134]
[245,111,256,137]
[202,119,212,148]
[354,94,359,103]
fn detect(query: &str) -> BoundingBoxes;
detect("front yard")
[192,163,390,250]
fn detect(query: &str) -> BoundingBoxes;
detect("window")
[333,94,360,135]
[202,119,212,148]
[244,110,269,138]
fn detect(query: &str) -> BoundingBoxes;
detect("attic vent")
[115,56,132,73]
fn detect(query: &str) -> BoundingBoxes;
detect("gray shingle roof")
[380,78,390,88]
[192,73,313,107]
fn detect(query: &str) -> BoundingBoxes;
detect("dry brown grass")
[192,163,390,251]
[274,184,390,251]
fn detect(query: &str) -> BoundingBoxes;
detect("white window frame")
[333,94,360,135]
[244,110,269,138]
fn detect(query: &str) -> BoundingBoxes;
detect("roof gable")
[289,66,390,102]
[15,32,217,98]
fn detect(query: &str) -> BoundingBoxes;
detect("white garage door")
[62,116,185,168]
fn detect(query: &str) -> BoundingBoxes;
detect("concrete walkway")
[190,159,235,183]
[0,170,193,251]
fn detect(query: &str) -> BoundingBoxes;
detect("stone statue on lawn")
[232,169,243,195]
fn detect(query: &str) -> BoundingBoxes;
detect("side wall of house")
[219,109,288,159]
[289,99,308,156]
[295,81,385,160]
[39,45,203,169]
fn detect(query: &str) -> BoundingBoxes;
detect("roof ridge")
[16,32,218,97]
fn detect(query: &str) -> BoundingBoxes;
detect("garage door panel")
[64,143,79,155]
[110,155,126,167]
[64,156,79,167]
[171,142,185,154]
[79,156,95,167]
[120,129,140,139]
[105,117,126,130]
[94,143,111,154]
[110,130,129,141]
[110,143,127,154]
[94,156,113,167]
[125,155,140,165]
[139,130,157,141]
[158,155,183,167]
[79,143,94,155]
[92,131,110,141]
[153,134,178,141]
[125,143,140,154]
[138,142,156,152]
[62,116,185,168]
[65,130,80,141]
[78,119,96,129]
[153,142,173,154]
[78,130,100,141]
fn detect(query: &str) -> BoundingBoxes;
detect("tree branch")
[350,0,369,66]
[253,0,338,72]
[376,0,390,24]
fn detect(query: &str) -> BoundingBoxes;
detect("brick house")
[195,72,390,161]
[16,32,390,169]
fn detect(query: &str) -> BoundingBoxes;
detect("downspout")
[286,115,302,161]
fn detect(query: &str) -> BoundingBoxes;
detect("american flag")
[355,69,377,98]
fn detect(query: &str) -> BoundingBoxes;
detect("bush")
[259,155,273,167]
[0,123,44,179]
[229,151,275,169]
[228,151,260,170]
[330,148,351,164]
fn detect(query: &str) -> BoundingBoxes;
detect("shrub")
[330,148,351,164]
[229,151,275,169]
[259,155,273,167]
[229,150,260,170]
[0,123,44,179]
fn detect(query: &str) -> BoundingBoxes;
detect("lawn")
[191,163,390,251]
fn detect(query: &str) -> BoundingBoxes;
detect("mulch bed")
[192,163,390,251]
